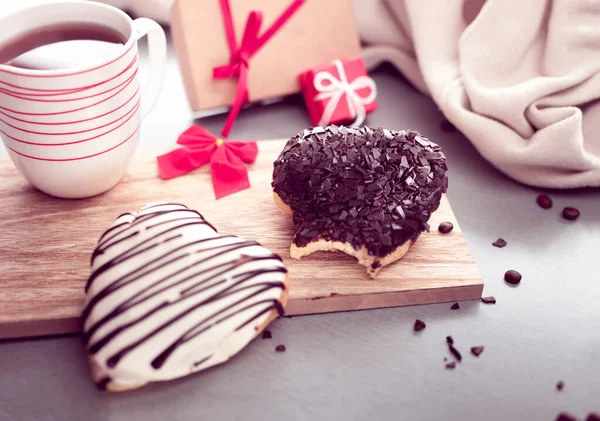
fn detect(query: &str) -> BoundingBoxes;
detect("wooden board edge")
[0,317,82,340]
[285,283,484,315]
[0,283,483,339]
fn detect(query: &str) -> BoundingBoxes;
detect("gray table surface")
[1,30,600,421]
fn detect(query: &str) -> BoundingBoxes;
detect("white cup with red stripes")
[0,1,166,198]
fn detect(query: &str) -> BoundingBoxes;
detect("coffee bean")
[492,238,507,248]
[504,270,522,285]
[414,319,426,332]
[562,207,580,221]
[536,194,553,209]
[438,222,454,234]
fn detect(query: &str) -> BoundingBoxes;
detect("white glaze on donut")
[83,203,287,390]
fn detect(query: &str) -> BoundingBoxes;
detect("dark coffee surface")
[0,22,126,68]
[272,126,448,257]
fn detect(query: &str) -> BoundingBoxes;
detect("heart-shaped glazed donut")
[82,203,288,392]
[272,126,448,277]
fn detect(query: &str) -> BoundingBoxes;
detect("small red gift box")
[299,57,377,127]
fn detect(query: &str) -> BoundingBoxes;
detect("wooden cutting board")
[0,140,482,339]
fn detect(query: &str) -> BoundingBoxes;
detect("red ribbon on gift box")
[300,57,378,127]
[157,125,258,199]
[213,0,305,138]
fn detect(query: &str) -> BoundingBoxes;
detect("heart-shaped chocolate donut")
[272,126,448,277]
[83,203,288,391]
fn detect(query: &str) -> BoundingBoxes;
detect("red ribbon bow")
[157,125,258,199]
[213,0,304,137]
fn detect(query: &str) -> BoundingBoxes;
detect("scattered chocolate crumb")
[449,345,462,362]
[446,336,462,361]
[444,357,448,362]
[536,194,553,209]
[481,296,496,304]
[438,222,454,234]
[371,261,382,270]
[471,346,484,357]
[284,315,293,319]
[440,119,457,132]
[275,345,286,352]
[492,238,507,248]
[450,302,460,310]
[556,413,577,421]
[504,270,522,285]
[445,362,456,369]
[414,319,426,332]
[562,207,580,221]
[261,330,272,340]
[330,292,339,297]
[556,380,564,391]
[586,413,600,421]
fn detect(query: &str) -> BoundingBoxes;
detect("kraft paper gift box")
[170,0,362,115]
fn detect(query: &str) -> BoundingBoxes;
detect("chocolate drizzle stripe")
[96,206,212,249]
[92,220,213,265]
[85,203,287,383]
[82,236,244,322]
[149,292,284,370]
[97,220,131,246]
[108,278,285,368]
[91,231,139,265]
[85,255,282,347]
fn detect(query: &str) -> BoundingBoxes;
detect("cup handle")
[132,18,167,118]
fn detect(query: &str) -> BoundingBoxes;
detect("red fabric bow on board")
[213,0,304,137]
[157,125,258,199]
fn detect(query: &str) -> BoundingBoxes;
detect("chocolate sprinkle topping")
[471,346,484,357]
[481,296,496,304]
[562,207,580,221]
[492,238,507,248]
[536,194,553,209]
[438,222,454,234]
[556,380,564,391]
[272,126,448,258]
[504,270,522,285]
[451,302,460,310]
[445,362,456,369]
[275,344,286,352]
[414,319,426,332]
[261,330,272,340]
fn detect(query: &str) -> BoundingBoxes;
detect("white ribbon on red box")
[313,59,377,127]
